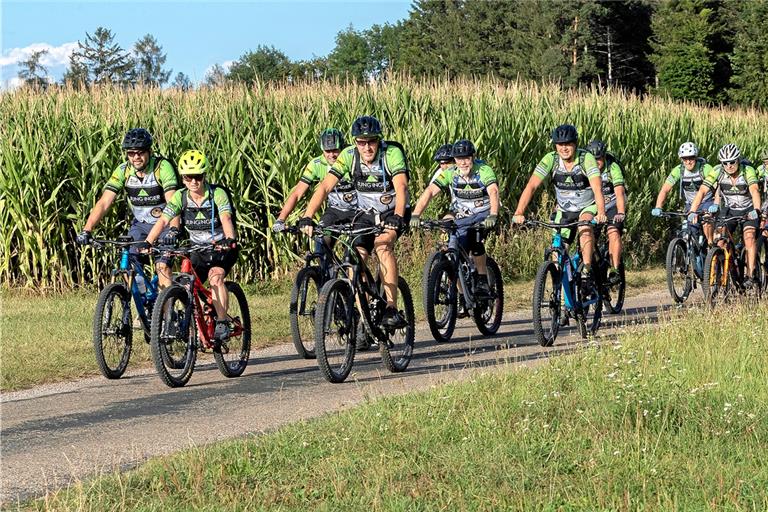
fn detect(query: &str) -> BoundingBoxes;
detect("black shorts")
[191,247,239,284]
[352,209,411,253]
[606,205,624,235]
[719,207,758,234]
[318,207,356,228]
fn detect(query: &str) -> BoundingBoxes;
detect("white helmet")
[678,142,699,158]
[717,143,741,162]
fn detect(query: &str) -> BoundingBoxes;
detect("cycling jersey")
[433,161,497,219]
[600,155,625,210]
[664,158,714,207]
[704,164,759,210]
[330,142,410,213]
[104,156,178,224]
[533,149,600,213]
[162,185,233,244]
[299,154,357,211]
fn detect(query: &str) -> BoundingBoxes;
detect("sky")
[0,0,412,89]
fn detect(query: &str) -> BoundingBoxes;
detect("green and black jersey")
[104,156,178,224]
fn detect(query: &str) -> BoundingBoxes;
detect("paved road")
[0,288,671,504]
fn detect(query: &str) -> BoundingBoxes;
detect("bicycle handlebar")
[524,219,596,229]
[90,238,144,249]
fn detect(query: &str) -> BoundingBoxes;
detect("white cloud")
[1,77,24,91]
[0,42,78,67]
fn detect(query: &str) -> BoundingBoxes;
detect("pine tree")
[17,49,49,89]
[133,34,171,87]
[61,53,89,89]
[72,27,135,86]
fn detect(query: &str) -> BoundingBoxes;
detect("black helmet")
[433,144,454,163]
[319,128,345,151]
[551,124,578,144]
[350,116,382,139]
[121,128,153,150]
[586,140,607,159]
[451,139,476,158]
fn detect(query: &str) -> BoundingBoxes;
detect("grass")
[0,267,665,392]
[25,300,768,511]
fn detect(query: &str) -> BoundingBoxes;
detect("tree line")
[16,0,768,108]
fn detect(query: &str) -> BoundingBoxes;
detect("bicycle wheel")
[756,236,767,296]
[703,246,728,307]
[379,277,416,373]
[289,266,321,359]
[214,282,251,378]
[92,282,133,379]
[532,260,561,347]
[665,237,692,303]
[473,256,504,335]
[150,284,197,388]
[421,249,443,308]
[314,278,356,383]
[425,258,457,342]
[576,275,603,340]
[603,260,626,314]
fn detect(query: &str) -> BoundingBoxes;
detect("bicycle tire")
[213,281,251,378]
[425,258,457,342]
[379,277,415,373]
[603,260,626,314]
[314,278,356,383]
[703,246,728,307]
[150,284,197,388]
[473,256,504,335]
[665,237,692,303]
[421,249,444,308]
[289,266,321,359]
[576,273,603,340]
[92,282,133,379]
[532,260,560,347]
[756,236,767,296]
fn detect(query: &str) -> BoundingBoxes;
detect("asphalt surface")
[0,287,671,505]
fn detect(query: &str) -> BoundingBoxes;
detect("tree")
[726,0,768,108]
[327,26,371,82]
[17,49,49,89]
[203,64,229,87]
[133,34,171,87]
[61,53,89,89]
[171,72,193,91]
[72,27,135,86]
[227,46,292,85]
[291,57,329,81]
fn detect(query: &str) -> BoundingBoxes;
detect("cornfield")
[2,78,767,290]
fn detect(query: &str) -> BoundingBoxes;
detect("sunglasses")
[182,175,204,182]
[126,150,147,158]
[355,139,378,148]
[722,160,738,166]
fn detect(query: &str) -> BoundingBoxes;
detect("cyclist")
[652,142,716,244]
[410,139,499,299]
[429,143,455,183]
[76,128,179,287]
[689,143,762,288]
[512,124,607,289]
[759,150,768,235]
[299,115,410,328]
[587,140,627,284]
[143,150,238,340]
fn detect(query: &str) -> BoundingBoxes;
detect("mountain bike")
[89,236,159,379]
[420,219,503,342]
[702,213,762,306]
[313,223,415,383]
[528,219,603,346]
[757,214,768,294]
[659,211,712,304]
[149,243,251,388]
[594,219,626,314]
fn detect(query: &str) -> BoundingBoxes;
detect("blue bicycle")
[91,236,159,379]
[528,220,603,346]
[659,211,713,303]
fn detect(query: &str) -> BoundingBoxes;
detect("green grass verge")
[27,301,768,511]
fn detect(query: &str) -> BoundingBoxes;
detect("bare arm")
[513,175,543,217]
[487,183,500,216]
[615,185,626,215]
[654,183,673,210]
[589,176,607,218]
[83,190,118,231]
[164,190,181,229]
[146,216,171,245]
[278,181,311,221]
[413,183,442,216]
[749,183,761,212]
[688,185,709,214]
[303,174,339,219]
[220,213,236,239]
[393,173,408,217]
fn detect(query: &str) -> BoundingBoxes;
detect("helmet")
[677,142,699,158]
[586,140,607,159]
[433,144,454,163]
[452,139,476,158]
[122,128,152,150]
[319,128,345,151]
[178,150,209,175]
[717,143,741,163]
[551,124,578,144]
[350,116,382,139]
[760,149,768,161]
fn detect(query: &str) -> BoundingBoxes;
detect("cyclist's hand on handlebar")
[512,214,525,225]
[612,212,625,224]
[747,209,760,221]
[76,230,92,246]
[707,204,720,214]
[482,214,497,229]
[217,237,238,250]
[651,207,662,218]
[272,219,286,233]
[409,214,421,229]
[595,212,608,224]
[687,212,698,224]
[298,217,315,237]
[384,213,404,232]
[136,240,152,253]
[160,227,180,246]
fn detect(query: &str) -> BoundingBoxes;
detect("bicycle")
[659,211,712,304]
[90,236,159,379]
[527,219,603,346]
[594,219,626,314]
[702,213,762,306]
[757,214,768,294]
[284,225,343,359]
[313,223,415,383]
[149,243,251,388]
[420,219,503,342]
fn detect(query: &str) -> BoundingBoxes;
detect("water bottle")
[147,275,159,301]
[134,273,147,295]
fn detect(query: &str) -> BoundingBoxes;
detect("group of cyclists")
[76,117,768,383]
